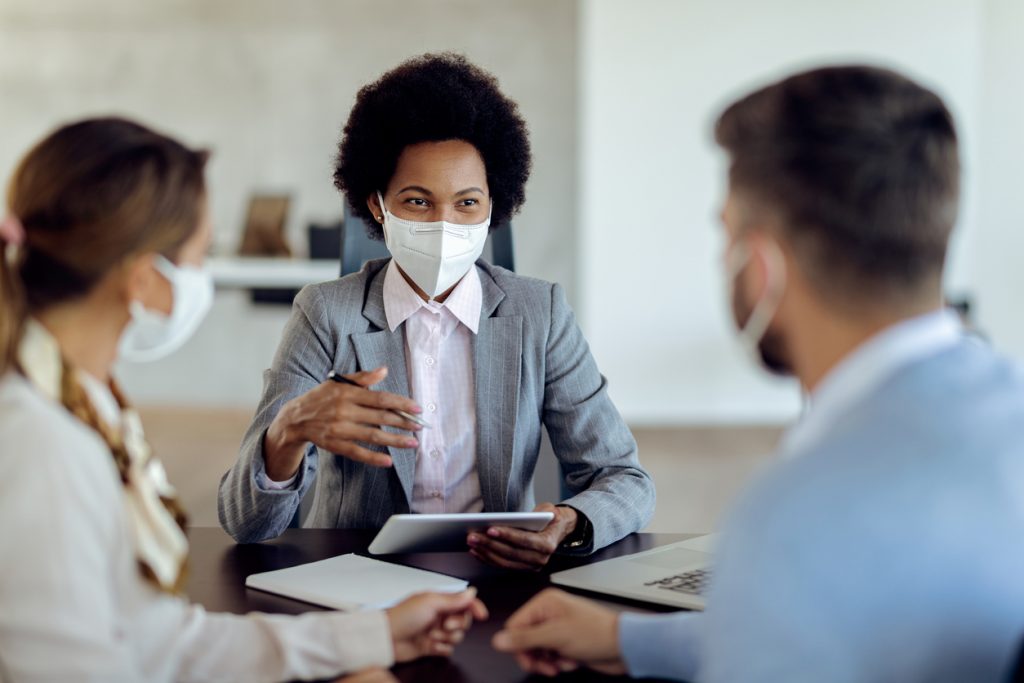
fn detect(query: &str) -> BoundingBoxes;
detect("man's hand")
[491,588,625,677]
[467,503,578,570]
[263,366,423,481]
[386,588,489,662]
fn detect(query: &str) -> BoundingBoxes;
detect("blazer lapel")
[473,267,523,511]
[350,265,416,506]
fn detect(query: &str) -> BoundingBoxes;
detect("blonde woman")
[0,117,486,682]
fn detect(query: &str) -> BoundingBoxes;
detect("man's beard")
[731,282,792,376]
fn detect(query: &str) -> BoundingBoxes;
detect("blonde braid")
[59,360,131,482]
[59,359,189,593]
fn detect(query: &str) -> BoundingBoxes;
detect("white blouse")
[0,372,393,682]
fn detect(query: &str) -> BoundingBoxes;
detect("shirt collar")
[382,259,482,334]
[779,309,964,458]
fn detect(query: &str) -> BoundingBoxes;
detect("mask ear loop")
[376,191,396,249]
[731,240,787,357]
[375,191,389,218]
[127,255,180,326]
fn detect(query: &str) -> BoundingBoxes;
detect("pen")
[327,371,431,429]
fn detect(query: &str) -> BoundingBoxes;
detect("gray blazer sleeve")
[217,286,334,543]
[543,283,656,552]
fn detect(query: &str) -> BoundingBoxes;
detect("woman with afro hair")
[220,53,654,569]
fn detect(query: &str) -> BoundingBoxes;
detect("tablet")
[367,512,555,555]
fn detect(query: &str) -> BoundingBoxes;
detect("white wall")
[578,0,998,425]
[5,1,1021,421]
[974,0,1024,354]
[0,0,579,407]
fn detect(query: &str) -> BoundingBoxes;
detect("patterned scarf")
[18,320,189,593]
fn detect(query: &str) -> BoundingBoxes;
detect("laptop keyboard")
[644,568,710,596]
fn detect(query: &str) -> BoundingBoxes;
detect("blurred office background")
[2,0,1021,532]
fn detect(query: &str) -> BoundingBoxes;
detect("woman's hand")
[492,588,625,676]
[467,503,578,571]
[263,366,423,481]
[386,589,489,662]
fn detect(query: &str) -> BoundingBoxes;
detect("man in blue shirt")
[492,65,1024,682]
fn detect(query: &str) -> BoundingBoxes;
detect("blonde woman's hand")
[386,588,489,661]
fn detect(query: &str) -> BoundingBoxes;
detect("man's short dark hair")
[334,53,531,239]
[715,65,960,305]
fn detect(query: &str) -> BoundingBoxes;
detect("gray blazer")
[218,259,655,550]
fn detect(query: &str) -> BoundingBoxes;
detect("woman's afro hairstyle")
[334,53,531,238]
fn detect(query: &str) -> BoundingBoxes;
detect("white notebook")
[245,553,468,611]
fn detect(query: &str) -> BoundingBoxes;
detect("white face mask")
[725,239,787,362]
[119,255,214,363]
[377,191,491,298]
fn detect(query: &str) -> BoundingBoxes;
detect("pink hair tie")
[0,214,25,247]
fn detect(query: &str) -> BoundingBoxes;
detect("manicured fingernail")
[405,438,418,447]
[467,534,479,545]
[487,527,500,538]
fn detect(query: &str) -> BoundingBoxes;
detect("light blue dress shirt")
[619,311,1024,682]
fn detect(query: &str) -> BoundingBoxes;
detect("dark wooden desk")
[186,527,684,683]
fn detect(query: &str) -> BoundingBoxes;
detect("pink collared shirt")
[383,260,483,514]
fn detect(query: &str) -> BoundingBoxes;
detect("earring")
[376,216,383,222]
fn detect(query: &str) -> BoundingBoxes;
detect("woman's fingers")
[294,374,427,465]
[350,405,423,432]
[468,599,489,621]
[342,366,389,388]
[428,626,466,645]
[346,424,418,449]
[318,423,417,459]
[327,442,394,467]
[468,533,549,568]
[331,379,421,416]
[443,613,469,631]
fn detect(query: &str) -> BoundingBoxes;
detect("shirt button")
[427,403,437,413]
[431,490,442,498]
[430,449,441,459]
[425,356,435,367]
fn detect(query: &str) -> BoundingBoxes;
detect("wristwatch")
[556,504,593,550]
